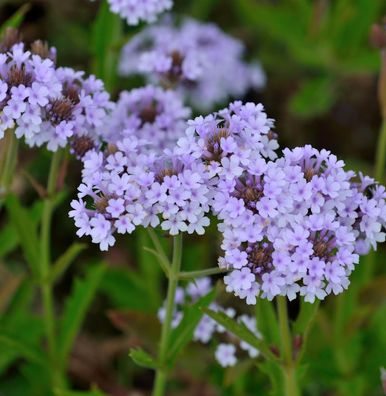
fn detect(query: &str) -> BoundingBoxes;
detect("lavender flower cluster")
[119,18,265,110]
[173,101,278,180]
[69,136,212,250]
[158,277,262,367]
[216,146,386,303]
[105,85,191,153]
[70,92,386,303]
[0,29,113,154]
[70,101,277,249]
[107,0,172,25]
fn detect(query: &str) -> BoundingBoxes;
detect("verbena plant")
[0,1,385,396]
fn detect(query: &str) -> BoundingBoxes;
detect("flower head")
[0,29,113,154]
[105,85,190,153]
[120,18,265,110]
[107,0,172,25]
[70,137,212,250]
[217,145,386,303]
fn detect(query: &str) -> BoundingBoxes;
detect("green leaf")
[5,195,40,275]
[256,298,280,346]
[167,288,217,364]
[0,223,18,258]
[203,308,275,361]
[258,360,284,396]
[289,76,336,118]
[0,332,46,367]
[0,200,42,259]
[49,243,86,284]
[91,0,123,92]
[293,299,320,335]
[0,4,31,36]
[129,348,158,370]
[57,263,106,365]
[100,267,157,312]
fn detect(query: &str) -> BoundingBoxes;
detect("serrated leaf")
[5,195,40,275]
[167,288,217,364]
[130,348,158,370]
[57,263,106,365]
[50,243,86,284]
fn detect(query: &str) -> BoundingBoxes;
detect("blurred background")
[0,0,385,395]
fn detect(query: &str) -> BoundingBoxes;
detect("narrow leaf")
[293,299,320,334]
[146,228,171,274]
[204,308,276,361]
[0,4,30,35]
[5,195,40,275]
[50,243,86,284]
[58,263,106,365]
[143,247,170,276]
[167,288,217,364]
[256,298,280,345]
[0,200,42,259]
[130,348,158,370]
[100,267,157,312]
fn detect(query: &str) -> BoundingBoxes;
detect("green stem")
[0,129,18,209]
[152,234,183,396]
[277,296,299,396]
[178,267,229,280]
[39,150,64,389]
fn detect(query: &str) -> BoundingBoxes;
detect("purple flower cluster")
[216,146,386,303]
[69,100,277,250]
[158,277,261,367]
[119,18,265,110]
[107,0,172,25]
[70,138,212,250]
[105,85,191,153]
[173,101,278,180]
[0,30,113,154]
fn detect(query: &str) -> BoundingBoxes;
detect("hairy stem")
[39,150,64,389]
[152,234,183,396]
